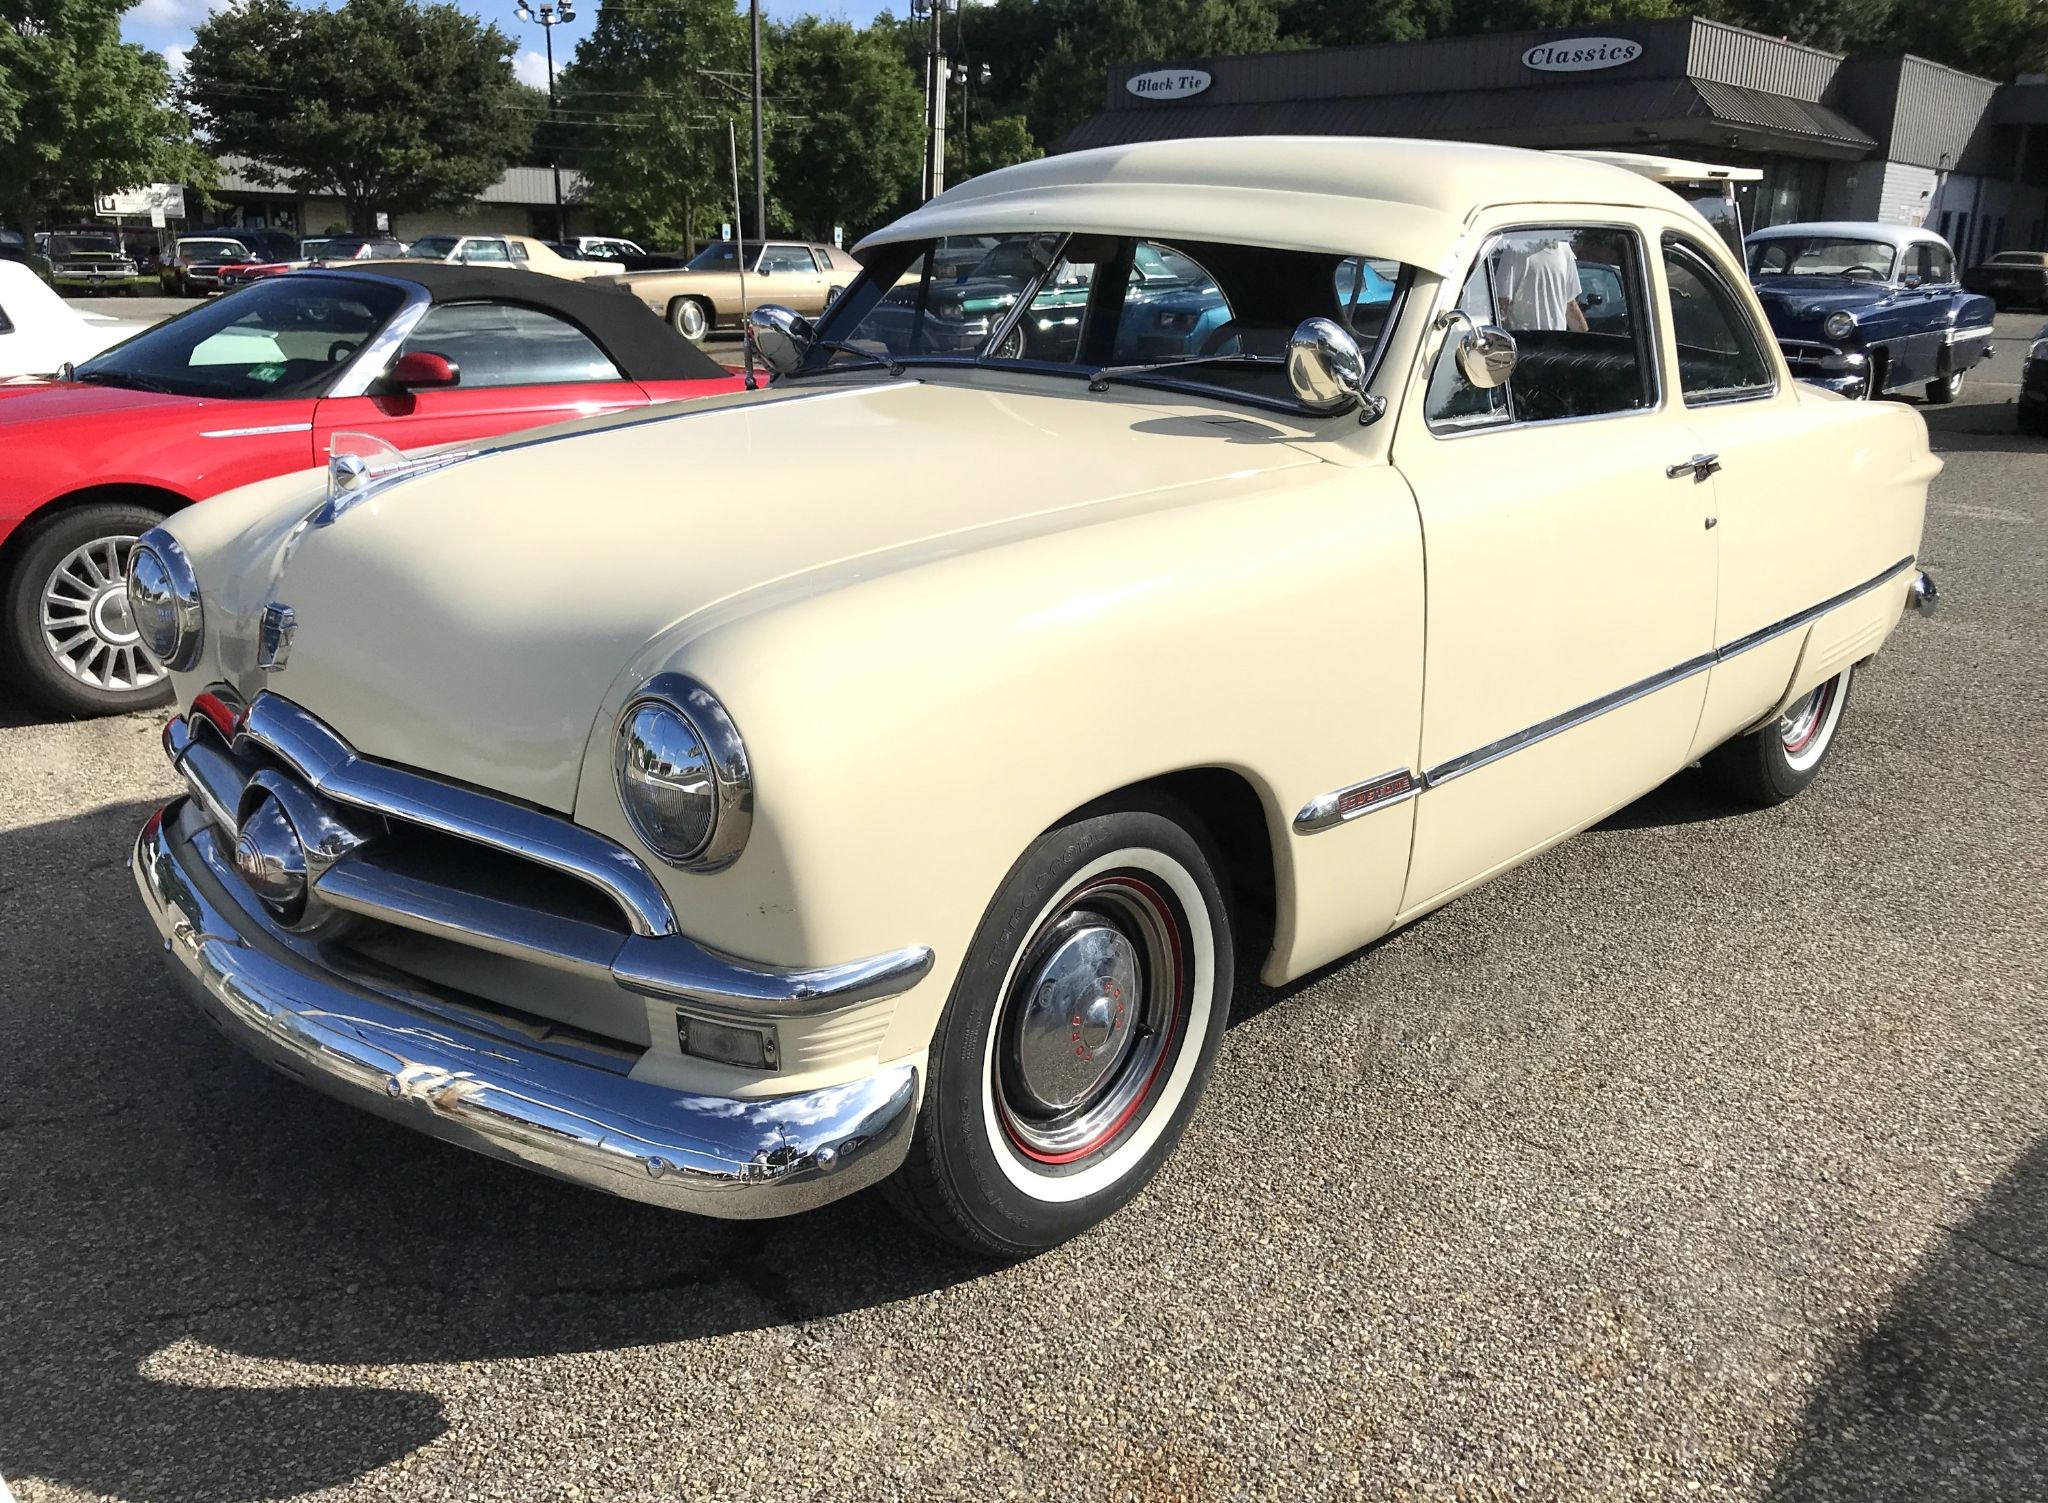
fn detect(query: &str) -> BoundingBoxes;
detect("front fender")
[570,461,1427,1060]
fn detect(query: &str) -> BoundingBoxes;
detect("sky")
[125,0,901,89]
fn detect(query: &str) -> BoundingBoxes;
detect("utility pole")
[515,0,575,241]
[915,0,953,201]
[750,0,766,242]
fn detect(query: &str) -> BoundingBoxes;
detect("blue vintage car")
[1745,221,1995,403]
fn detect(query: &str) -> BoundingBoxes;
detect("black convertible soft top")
[315,264,730,383]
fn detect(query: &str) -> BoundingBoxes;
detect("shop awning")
[1061,77,1876,160]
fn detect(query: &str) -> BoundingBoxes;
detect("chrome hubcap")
[1779,683,1828,753]
[39,534,165,693]
[993,876,1185,1165]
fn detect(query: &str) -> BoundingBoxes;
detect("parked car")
[1746,221,1994,402]
[1963,249,2048,309]
[0,266,743,714]
[161,235,258,296]
[0,260,147,378]
[603,239,854,340]
[551,237,692,273]
[403,233,620,281]
[218,236,411,288]
[124,139,1939,1255]
[2020,321,2048,435]
[44,229,142,294]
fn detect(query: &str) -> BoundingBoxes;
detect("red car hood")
[0,380,214,429]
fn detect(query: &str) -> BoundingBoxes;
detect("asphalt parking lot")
[2,310,2042,1503]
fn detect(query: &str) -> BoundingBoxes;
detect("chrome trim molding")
[1945,324,1995,344]
[256,602,295,671]
[133,801,920,1219]
[615,672,754,873]
[238,693,682,939]
[1423,557,1915,788]
[177,695,935,1019]
[1293,769,1418,835]
[199,421,315,439]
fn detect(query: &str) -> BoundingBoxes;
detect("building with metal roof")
[1072,16,2048,264]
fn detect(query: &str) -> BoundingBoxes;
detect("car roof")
[1746,221,1946,252]
[293,265,731,383]
[858,136,1689,272]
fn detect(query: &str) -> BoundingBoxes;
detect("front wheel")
[886,798,1234,1256]
[668,297,710,342]
[1704,665,1853,807]
[2,502,175,717]
[1926,368,1965,404]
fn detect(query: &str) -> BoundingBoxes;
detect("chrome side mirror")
[1452,319,1518,389]
[1285,316,1367,414]
[749,304,815,377]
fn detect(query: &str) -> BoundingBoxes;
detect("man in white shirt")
[1495,234,1589,332]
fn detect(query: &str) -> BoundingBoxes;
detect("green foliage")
[556,0,747,249]
[766,18,924,240]
[182,0,533,234]
[949,113,1044,185]
[0,0,209,238]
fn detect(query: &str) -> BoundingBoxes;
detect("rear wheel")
[2,502,174,717]
[668,297,710,342]
[1926,368,1965,404]
[1704,665,1853,807]
[886,798,1233,1256]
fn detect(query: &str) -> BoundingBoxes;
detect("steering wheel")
[328,339,361,363]
[1841,265,1883,280]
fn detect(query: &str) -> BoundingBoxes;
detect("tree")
[182,0,533,234]
[948,112,1043,185]
[765,18,924,240]
[0,0,211,243]
[555,0,748,250]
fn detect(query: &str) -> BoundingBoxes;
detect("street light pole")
[915,0,953,201]
[514,0,575,242]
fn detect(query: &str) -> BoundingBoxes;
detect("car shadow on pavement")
[0,798,996,1502]
[1765,1135,2048,1502]
[1919,400,2040,456]
[1593,766,1752,831]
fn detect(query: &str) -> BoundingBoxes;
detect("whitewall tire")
[1705,664,1853,806]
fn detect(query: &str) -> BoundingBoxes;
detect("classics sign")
[1522,37,1644,73]
[1126,68,1212,101]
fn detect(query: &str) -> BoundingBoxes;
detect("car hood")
[1752,277,1891,316]
[255,378,1325,811]
[0,380,209,427]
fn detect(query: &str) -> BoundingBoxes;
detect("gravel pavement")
[1,314,2043,1502]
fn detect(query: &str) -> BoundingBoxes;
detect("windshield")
[1748,237,1896,280]
[50,235,119,257]
[815,232,1406,413]
[181,240,249,260]
[75,275,405,400]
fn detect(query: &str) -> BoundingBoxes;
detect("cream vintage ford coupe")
[127,140,1939,1256]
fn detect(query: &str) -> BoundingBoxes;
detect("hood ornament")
[314,432,479,529]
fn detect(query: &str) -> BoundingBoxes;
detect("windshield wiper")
[1085,352,1282,392]
[801,340,906,379]
[73,368,177,395]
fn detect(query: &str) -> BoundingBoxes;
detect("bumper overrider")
[132,694,932,1218]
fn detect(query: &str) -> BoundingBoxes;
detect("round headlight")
[1822,310,1857,342]
[615,676,752,871]
[124,529,203,671]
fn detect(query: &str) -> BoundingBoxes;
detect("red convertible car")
[0,265,744,715]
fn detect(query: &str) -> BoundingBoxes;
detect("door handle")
[1666,452,1721,481]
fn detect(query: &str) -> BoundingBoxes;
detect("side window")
[1333,256,1399,332]
[1919,243,1955,283]
[1110,241,1228,362]
[993,243,1101,365]
[1427,226,1653,431]
[759,245,814,275]
[462,239,509,264]
[397,302,622,388]
[508,240,530,263]
[1661,237,1773,404]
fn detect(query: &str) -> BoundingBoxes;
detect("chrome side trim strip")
[612,933,936,1023]
[1424,652,1718,788]
[1712,555,1914,662]
[199,421,315,439]
[1945,324,1995,344]
[1293,769,1418,835]
[238,693,682,939]
[1423,557,1915,788]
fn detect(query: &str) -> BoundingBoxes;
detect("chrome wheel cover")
[991,874,1187,1167]
[1778,666,1848,772]
[38,533,165,693]
[675,300,707,340]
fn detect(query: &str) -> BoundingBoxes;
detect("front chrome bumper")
[133,797,921,1217]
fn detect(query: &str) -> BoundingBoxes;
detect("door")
[753,244,830,315]
[311,299,647,455]
[1392,220,1719,913]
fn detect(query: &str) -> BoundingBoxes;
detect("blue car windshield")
[1748,237,1896,281]
[816,231,1405,412]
